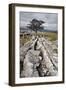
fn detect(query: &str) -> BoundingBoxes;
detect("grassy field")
[35,32,58,41]
[20,32,57,46]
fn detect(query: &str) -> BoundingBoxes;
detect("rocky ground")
[20,36,58,78]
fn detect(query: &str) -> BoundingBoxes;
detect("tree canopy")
[28,19,45,33]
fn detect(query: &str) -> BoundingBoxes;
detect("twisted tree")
[28,19,45,34]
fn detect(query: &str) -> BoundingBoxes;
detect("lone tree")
[28,19,45,35]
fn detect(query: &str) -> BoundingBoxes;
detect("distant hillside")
[20,26,57,33]
[37,29,57,33]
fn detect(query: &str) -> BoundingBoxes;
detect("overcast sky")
[20,12,58,31]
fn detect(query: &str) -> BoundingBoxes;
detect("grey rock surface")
[20,36,58,77]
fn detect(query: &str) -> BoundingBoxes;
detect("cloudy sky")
[20,12,58,31]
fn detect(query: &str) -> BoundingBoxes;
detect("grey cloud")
[20,12,58,31]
